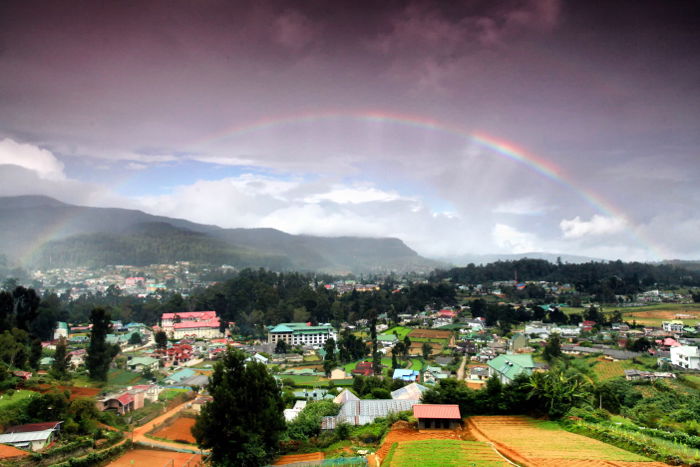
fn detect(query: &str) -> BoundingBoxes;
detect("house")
[333,389,360,404]
[179,374,210,388]
[392,369,420,382]
[68,349,86,367]
[422,366,450,385]
[330,368,348,379]
[245,353,269,365]
[165,368,197,385]
[580,320,596,332]
[127,356,159,372]
[671,345,700,370]
[0,421,62,451]
[509,333,528,352]
[161,311,223,339]
[53,322,68,340]
[413,404,461,430]
[377,334,398,347]
[12,371,32,381]
[662,321,685,333]
[487,354,535,384]
[352,361,374,377]
[284,400,307,422]
[468,366,490,381]
[624,369,675,381]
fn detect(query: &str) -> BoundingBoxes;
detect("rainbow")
[193,109,667,260]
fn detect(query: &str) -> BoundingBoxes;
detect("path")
[130,400,207,454]
[456,355,467,380]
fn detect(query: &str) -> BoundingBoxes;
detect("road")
[456,355,467,380]
[129,400,206,454]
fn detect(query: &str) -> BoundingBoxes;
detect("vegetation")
[193,349,286,466]
[86,308,119,381]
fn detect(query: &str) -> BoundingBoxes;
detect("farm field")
[0,389,36,408]
[381,326,412,340]
[107,368,148,386]
[152,416,196,444]
[584,357,636,381]
[467,416,668,466]
[407,329,453,340]
[107,448,203,466]
[384,439,508,466]
[273,452,324,465]
[32,385,101,400]
[619,303,700,326]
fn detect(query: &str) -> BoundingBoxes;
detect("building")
[392,369,420,382]
[487,354,535,384]
[663,321,685,333]
[413,404,461,430]
[321,399,419,429]
[127,356,159,373]
[352,361,374,377]
[671,345,700,370]
[161,311,223,339]
[0,422,62,451]
[267,323,336,348]
[391,382,427,400]
[53,322,68,341]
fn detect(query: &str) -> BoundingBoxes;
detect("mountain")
[0,195,441,273]
[435,252,605,267]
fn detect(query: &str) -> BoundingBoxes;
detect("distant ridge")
[435,252,605,266]
[0,195,441,274]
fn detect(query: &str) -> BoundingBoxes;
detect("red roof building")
[351,361,374,377]
[4,421,62,433]
[413,404,461,430]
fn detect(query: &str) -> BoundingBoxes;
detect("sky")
[0,0,699,262]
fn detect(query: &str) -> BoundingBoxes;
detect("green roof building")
[487,354,535,384]
[268,322,336,348]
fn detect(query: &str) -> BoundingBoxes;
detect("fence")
[268,457,368,467]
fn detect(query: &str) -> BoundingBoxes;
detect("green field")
[343,357,393,373]
[406,358,425,371]
[385,439,508,466]
[107,368,148,386]
[381,326,413,340]
[158,388,190,401]
[0,389,37,409]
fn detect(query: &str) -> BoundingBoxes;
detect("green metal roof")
[487,354,535,381]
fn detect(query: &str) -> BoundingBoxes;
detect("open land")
[152,416,197,444]
[107,448,203,467]
[467,415,670,466]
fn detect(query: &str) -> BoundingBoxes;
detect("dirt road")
[129,400,206,454]
[456,355,467,380]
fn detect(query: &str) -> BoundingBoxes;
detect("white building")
[267,323,337,348]
[671,345,700,370]
[662,321,685,333]
[53,322,68,341]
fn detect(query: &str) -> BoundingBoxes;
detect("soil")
[407,329,452,339]
[375,420,474,463]
[152,417,197,444]
[31,385,101,400]
[107,449,203,466]
[273,452,324,465]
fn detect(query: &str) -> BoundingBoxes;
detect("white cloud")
[304,186,402,204]
[492,223,537,253]
[493,197,552,215]
[0,138,65,180]
[126,162,148,170]
[560,215,626,239]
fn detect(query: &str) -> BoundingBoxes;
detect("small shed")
[413,404,461,430]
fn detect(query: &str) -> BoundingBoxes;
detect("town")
[1,260,700,466]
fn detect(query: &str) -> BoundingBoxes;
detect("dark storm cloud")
[0,0,699,259]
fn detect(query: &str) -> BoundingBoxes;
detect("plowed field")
[385,439,509,466]
[107,449,203,466]
[408,329,452,339]
[32,385,101,400]
[468,416,670,466]
[152,417,196,444]
[273,452,324,465]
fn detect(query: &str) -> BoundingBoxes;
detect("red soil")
[107,449,203,466]
[152,417,197,444]
[273,452,324,465]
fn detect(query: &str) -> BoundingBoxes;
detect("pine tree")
[51,337,70,379]
[86,308,119,381]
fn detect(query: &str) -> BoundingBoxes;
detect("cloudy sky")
[0,0,698,261]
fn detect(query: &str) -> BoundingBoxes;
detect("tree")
[275,339,288,354]
[527,367,593,418]
[52,337,71,379]
[155,330,168,350]
[28,338,42,370]
[542,334,563,362]
[192,349,285,466]
[421,342,432,360]
[86,308,119,381]
[128,332,143,346]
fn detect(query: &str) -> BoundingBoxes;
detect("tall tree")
[51,337,70,379]
[192,349,285,466]
[86,308,119,381]
[155,330,168,350]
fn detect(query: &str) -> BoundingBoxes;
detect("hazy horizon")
[1,1,698,262]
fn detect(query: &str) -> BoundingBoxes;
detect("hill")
[0,195,440,273]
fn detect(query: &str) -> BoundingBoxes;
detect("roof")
[0,429,55,444]
[129,357,158,366]
[115,393,134,405]
[325,399,420,427]
[333,389,360,404]
[392,369,419,380]
[487,354,535,380]
[268,323,334,334]
[173,318,220,329]
[167,368,197,382]
[391,382,427,400]
[162,311,217,320]
[180,374,210,387]
[413,404,461,419]
[4,422,62,433]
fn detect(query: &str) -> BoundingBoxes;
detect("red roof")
[4,421,62,433]
[115,394,134,405]
[162,311,217,320]
[413,404,461,419]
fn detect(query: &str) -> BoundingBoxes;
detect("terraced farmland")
[468,416,670,466]
[384,439,509,467]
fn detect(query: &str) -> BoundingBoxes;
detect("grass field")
[107,368,148,386]
[385,439,508,466]
[583,356,636,381]
[158,388,190,401]
[0,389,36,409]
[469,416,657,465]
[381,326,413,340]
[617,303,700,326]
